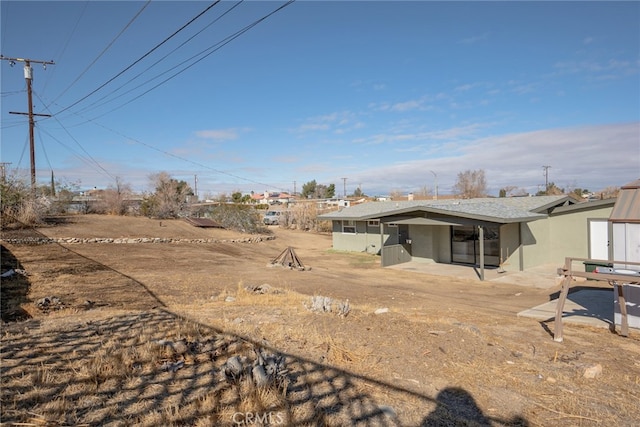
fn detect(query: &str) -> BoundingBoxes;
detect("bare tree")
[453,169,487,199]
[389,189,404,200]
[101,177,132,215]
[416,185,432,198]
[598,186,620,200]
[499,185,528,197]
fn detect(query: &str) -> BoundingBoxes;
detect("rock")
[223,356,244,379]
[224,296,236,303]
[374,307,389,315]
[252,365,269,387]
[583,363,603,379]
[172,340,188,355]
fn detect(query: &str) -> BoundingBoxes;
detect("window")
[342,220,356,234]
[367,219,380,227]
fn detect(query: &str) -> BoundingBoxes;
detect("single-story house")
[318,195,617,271]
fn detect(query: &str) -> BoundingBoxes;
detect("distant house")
[254,191,294,205]
[318,195,616,271]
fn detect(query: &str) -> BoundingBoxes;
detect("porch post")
[380,223,384,266]
[478,225,485,281]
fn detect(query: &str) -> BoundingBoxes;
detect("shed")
[609,179,640,270]
[609,179,640,329]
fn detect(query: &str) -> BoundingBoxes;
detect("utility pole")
[341,177,347,198]
[542,165,551,194]
[194,174,198,198]
[0,162,11,182]
[2,55,55,192]
[429,170,438,200]
[293,180,296,197]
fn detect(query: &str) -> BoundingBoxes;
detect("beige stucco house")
[319,195,616,271]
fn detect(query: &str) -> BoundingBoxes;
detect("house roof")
[609,179,640,223]
[318,195,573,224]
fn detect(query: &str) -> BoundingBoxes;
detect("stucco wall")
[331,220,391,254]
[548,206,613,263]
[519,219,551,269]
[500,222,522,271]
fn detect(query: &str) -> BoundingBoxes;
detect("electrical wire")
[48,0,152,107]
[34,90,116,181]
[54,1,222,116]
[89,117,289,192]
[42,0,90,95]
[71,0,244,117]
[8,1,294,192]
[38,126,116,182]
[79,0,295,122]
[35,126,54,172]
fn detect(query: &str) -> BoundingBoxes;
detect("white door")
[589,219,609,260]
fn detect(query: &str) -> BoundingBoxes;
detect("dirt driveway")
[1,215,639,426]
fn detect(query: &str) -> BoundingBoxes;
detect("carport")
[378,217,511,277]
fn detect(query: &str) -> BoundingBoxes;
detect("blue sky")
[1,1,638,197]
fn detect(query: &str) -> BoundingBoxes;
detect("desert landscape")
[1,214,639,426]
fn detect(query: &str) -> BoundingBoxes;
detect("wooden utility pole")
[0,162,11,182]
[2,55,55,192]
[542,165,551,194]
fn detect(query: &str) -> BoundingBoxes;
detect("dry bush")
[0,177,47,228]
[281,202,331,232]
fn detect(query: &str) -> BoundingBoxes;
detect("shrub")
[0,176,46,228]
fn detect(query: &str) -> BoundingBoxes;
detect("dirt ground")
[1,214,639,426]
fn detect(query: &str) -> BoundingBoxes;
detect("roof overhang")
[609,180,640,223]
[381,217,464,226]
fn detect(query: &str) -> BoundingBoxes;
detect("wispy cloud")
[195,128,247,141]
[353,123,489,146]
[292,111,362,134]
[458,32,490,44]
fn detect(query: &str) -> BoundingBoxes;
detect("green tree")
[300,180,316,198]
[352,186,365,197]
[231,191,243,203]
[326,183,336,198]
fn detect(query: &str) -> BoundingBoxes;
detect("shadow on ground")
[1,308,529,426]
[1,245,31,322]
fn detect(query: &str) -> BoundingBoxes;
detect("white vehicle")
[263,210,281,225]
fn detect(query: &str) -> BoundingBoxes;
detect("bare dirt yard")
[1,214,639,426]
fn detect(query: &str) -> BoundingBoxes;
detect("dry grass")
[2,216,639,426]
[1,309,419,426]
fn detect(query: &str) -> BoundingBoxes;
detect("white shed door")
[613,223,640,268]
[589,219,609,260]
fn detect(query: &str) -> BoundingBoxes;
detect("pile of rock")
[0,236,275,245]
[35,296,65,312]
[220,347,289,388]
[304,295,351,317]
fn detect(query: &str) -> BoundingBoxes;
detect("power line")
[33,90,116,182]
[54,1,222,116]
[42,0,89,95]
[48,0,152,106]
[68,0,295,123]
[70,0,244,118]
